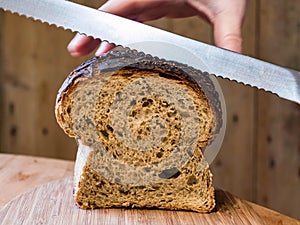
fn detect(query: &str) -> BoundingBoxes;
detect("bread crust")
[56,49,222,137]
[55,49,223,213]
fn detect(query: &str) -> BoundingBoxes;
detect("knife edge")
[0,0,299,104]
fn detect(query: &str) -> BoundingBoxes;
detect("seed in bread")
[55,49,223,212]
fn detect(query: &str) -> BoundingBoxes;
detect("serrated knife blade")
[0,0,299,104]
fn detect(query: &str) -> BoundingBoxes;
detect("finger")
[99,0,161,18]
[67,0,137,57]
[101,0,198,21]
[95,41,116,56]
[213,16,243,53]
[68,33,101,57]
[212,5,245,53]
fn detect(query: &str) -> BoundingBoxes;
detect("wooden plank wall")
[0,0,299,220]
[0,11,4,149]
[256,0,300,218]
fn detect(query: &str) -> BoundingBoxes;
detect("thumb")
[213,11,244,53]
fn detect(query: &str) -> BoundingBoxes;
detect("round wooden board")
[0,177,265,225]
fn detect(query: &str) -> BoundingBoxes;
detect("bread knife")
[0,0,299,104]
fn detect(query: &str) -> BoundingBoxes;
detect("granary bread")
[55,48,223,212]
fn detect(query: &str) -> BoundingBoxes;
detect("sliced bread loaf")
[55,49,223,212]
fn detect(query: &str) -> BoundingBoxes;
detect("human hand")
[67,0,247,57]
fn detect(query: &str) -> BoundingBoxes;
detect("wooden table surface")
[0,153,299,224]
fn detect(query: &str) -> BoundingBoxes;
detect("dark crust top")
[56,48,223,134]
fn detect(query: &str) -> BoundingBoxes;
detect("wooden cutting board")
[0,177,266,225]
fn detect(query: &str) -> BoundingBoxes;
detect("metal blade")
[1,0,299,104]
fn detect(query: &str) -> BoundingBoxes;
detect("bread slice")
[55,49,223,212]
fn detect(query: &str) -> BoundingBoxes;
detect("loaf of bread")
[55,49,223,212]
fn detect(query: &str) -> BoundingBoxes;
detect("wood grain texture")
[0,154,74,208]
[1,176,296,225]
[256,0,300,219]
[0,12,83,160]
[211,0,257,202]
[0,10,4,149]
[0,154,298,225]
[0,0,299,220]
